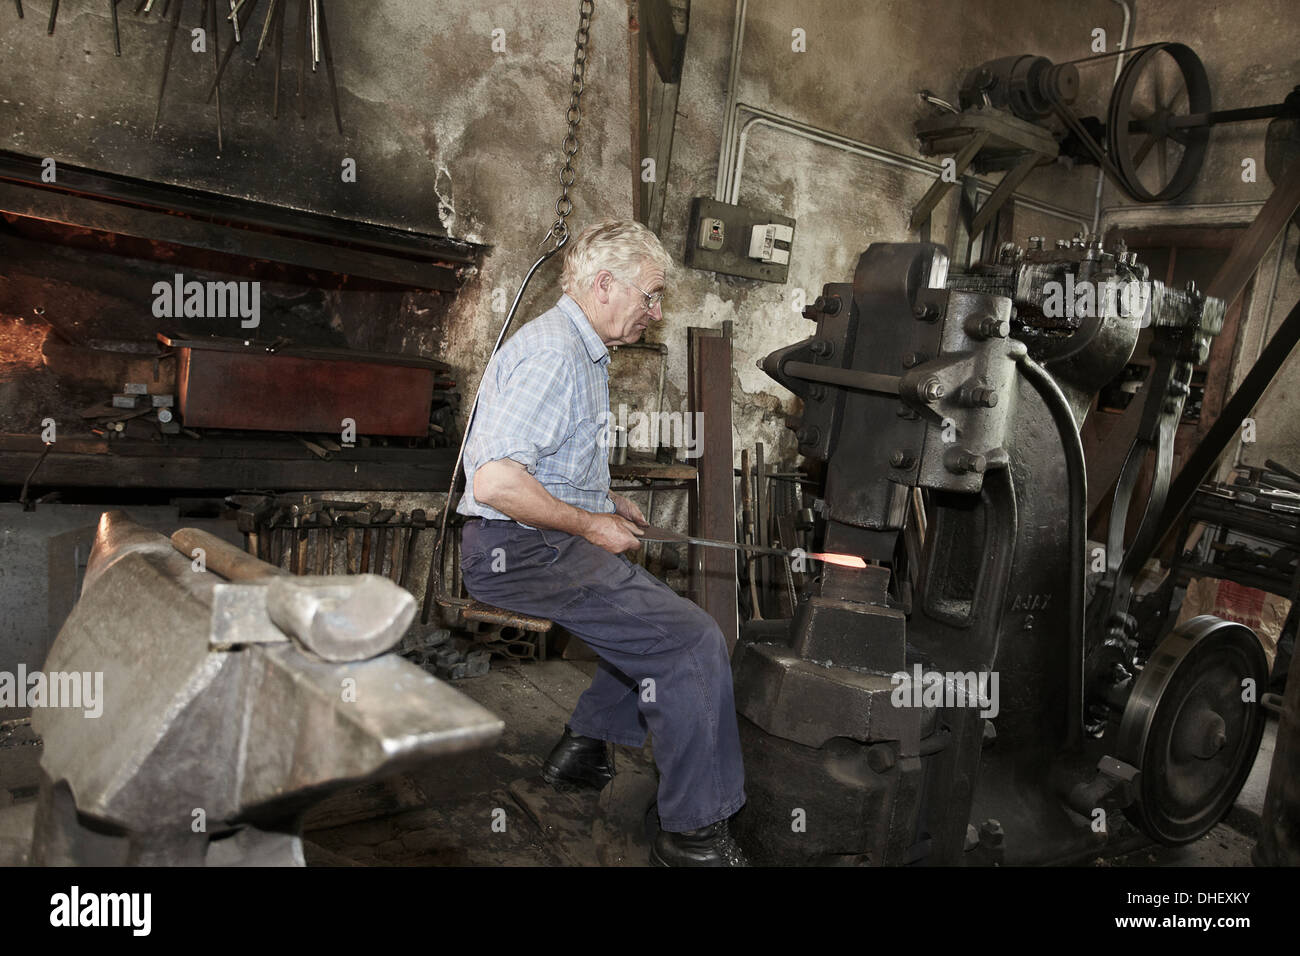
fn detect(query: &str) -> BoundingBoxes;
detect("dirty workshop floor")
[0,657,1281,867]
[298,658,1279,868]
[300,659,663,868]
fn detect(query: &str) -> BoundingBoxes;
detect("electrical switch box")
[699,216,726,250]
[685,197,795,283]
[748,223,794,265]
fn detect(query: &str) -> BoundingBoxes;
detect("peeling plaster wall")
[404,2,634,391]
[1097,0,1300,474]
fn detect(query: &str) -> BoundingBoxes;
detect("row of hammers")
[228,493,429,590]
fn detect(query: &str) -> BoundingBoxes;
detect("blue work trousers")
[460,518,745,832]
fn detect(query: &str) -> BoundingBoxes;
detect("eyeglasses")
[618,277,664,313]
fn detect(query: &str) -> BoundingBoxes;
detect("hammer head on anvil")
[266,574,416,662]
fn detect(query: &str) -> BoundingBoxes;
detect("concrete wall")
[1097,0,1300,474]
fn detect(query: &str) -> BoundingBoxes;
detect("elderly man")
[456,219,746,867]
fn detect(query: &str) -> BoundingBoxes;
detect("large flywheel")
[1106,42,1212,202]
[1116,615,1269,845]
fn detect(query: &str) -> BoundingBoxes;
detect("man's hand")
[609,492,649,527]
[474,459,644,555]
[583,512,645,555]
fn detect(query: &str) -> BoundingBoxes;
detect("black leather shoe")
[650,819,748,867]
[541,726,615,792]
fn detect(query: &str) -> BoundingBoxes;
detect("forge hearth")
[0,149,485,494]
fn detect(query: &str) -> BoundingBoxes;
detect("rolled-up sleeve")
[466,347,576,475]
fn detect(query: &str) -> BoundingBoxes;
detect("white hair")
[561,218,673,296]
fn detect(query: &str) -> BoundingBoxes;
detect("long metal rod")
[641,525,866,565]
[295,0,307,118]
[782,360,901,396]
[254,0,276,58]
[209,0,223,152]
[665,535,802,560]
[309,0,319,69]
[206,0,258,101]
[271,0,285,117]
[317,0,342,133]
[152,0,184,134]
[110,0,121,56]
[639,524,795,558]
[1167,104,1290,129]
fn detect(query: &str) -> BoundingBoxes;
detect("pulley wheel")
[1117,615,1268,845]
[1106,42,1211,202]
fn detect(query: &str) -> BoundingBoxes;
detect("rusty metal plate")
[177,347,435,436]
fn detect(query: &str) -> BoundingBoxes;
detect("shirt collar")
[558,294,610,366]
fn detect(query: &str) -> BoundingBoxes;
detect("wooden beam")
[0,148,475,263]
[0,182,461,292]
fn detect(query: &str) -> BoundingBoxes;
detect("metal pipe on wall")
[728,104,1092,236]
[715,0,748,202]
[712,3,1093,240]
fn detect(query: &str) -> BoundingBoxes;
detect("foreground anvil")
[29,511,502,866]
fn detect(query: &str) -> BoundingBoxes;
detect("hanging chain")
[548,0,595,248]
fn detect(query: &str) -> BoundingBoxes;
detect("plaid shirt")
[457,294,615,523]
